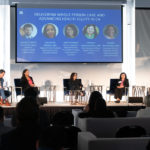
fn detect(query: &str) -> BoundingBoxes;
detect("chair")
[90,85,103,93]
[130,86,145,103]
[78,132,150,150]
[63,79,83,103]
[14,78,23,101]
[106,79,128,102]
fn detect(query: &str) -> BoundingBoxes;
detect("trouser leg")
[114,88,124,100]
[0,89,6,99]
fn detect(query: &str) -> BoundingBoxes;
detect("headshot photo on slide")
[20,23,37,39]
[64,24,78,38]
[42,23,58,38]
[103,24,118,39]
[83,24,99,39]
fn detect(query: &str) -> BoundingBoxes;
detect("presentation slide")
[16,5,122,63]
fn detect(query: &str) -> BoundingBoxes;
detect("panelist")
[21,69,39,95]
[68,72,83,103]
[0,69,11,106]
[114,72,129,103]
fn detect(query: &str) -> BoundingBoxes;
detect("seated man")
[0,70,11,106]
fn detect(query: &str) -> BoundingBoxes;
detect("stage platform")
[2,102,145,120]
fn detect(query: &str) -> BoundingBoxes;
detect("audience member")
[0,107,12,144]
[12,87,50,130]
[0,97,41,150]
[78,91,114,118]
[37,126,65,150]
[136,95,150,117]
[52,111,81,150]
[115,125,147,138]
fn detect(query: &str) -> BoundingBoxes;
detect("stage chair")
[63,79,71,102]
[63,79,85,103]
[90,85,103,93]
[14,78,23,102]
[106,79,128,102]
[48,85,56,102]
[130,86,145,103]
[146,87,150,95]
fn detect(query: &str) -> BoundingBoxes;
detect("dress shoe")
[4,99,11,106]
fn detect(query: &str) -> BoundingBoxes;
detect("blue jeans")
[0,88,6,99]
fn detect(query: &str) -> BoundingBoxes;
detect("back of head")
[52,111,73,126]
[24,87,38,98]
[0,106,4,121]
[89,91,106,112]
[38,126,64,150]
[116,125,146,138]
[16,97,40,125]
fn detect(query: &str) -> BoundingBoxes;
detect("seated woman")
[79,91,114,118]
[68,72,83,104]
[114,72,129,103]
[21,69,39,95]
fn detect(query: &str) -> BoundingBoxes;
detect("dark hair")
[52,111,74,126]
[119,72,127,80]
[116,125,146,138]
[16,97,39,125]
[83,24,98,38]
[24,87,38,98]
[70,72,77,80]
[22,69,28,78]
[0,69,5,74]
[23,24,33,30]
[39,126,64,150]
[65,24,78,38]
[88,91,106,113]
[0,106,4,120]
[43,24,56,38]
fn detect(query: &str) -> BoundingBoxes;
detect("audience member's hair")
[24,87,38,98]
[0,106,4,121]
[116,125,147,138]
[88,91,106,113]
[38,126,64,150]
[144,95,150,107]
[16,97,40,125]
[52,111,74,126]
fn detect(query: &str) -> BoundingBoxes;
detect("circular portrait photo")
[20,23,37,39]
[83,24,99,39]
[42,23,58,38]
[64,24,78,38]
[103,24,118,39]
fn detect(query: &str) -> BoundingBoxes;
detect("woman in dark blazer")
[68,72,83,103]
[21,69,36,93]
[68,73,83,91]
[114,72,129,103]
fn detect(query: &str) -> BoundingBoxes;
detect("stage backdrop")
[10,0,135,102]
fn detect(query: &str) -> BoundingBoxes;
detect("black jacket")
[21,76,34,92]
[68,79,83,90]
[117,79,129,88]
